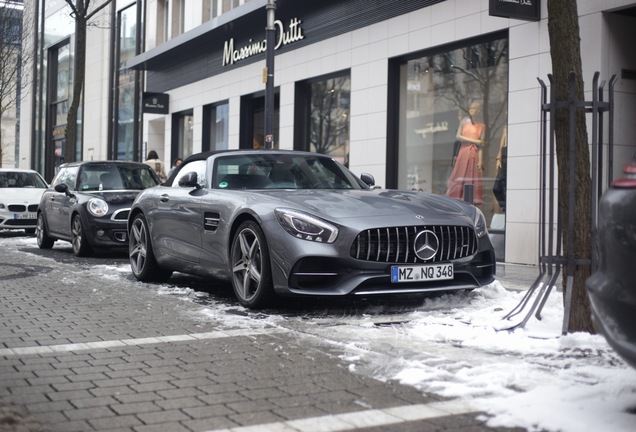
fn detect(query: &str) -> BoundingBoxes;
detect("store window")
[295,71,350,166]
[390,32,508,228]
[202,101,229,151]
[112,3,139,161]
[240,92,279,149]
[172,110,194,160]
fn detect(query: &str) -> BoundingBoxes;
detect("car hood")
[255,189,475,224]
[1,188,46,204]
[83,191,141,205]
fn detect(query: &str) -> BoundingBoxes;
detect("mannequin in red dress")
[446,102,486,204]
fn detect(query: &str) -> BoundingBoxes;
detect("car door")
[44,166,78,237]
[152,160,207,264]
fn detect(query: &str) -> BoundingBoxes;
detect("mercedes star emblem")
[413,230,439,261]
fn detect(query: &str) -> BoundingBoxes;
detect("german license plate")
[14,213,36,220]
[391,263,454,283]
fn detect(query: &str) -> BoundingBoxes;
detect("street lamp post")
[264,0,276,149]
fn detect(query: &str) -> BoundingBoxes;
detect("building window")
[389,31,509,239]
[203,101,229,151]
[112,3,139,161]
[157,0,188,41]
[172,110,194,160]
[46,39,78,175]
[295,71,350,166]
[159,0,169,42]
[179,0,185,34]
[211,0,250,19]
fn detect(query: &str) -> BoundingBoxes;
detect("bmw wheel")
[71,214,93,257]
[36,213,54,249]
[129,214,172,282]
[230,220,274,308]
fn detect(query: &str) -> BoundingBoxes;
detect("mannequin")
[446,101,486,204]
[493,125,507,212]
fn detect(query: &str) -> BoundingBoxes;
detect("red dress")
[446,120,485,205]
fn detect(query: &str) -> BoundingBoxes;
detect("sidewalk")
[0,241,531,432]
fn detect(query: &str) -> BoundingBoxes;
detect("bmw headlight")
[87,198,109,217]
[474,207,487,238]
[275,208,338,243]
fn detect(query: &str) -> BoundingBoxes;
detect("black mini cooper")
[36,161,160,256]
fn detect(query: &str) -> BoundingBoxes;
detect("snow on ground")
[4,233,636,432]
[379,282,636,432]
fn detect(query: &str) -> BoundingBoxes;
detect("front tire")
[129,214,172,282]
[71,214,92,257]
[230,220,274,308]
[36,213,54,249]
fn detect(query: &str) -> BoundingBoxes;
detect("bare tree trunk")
[62,0,114,163]
[547,0,595,333]
[65,13,87,163]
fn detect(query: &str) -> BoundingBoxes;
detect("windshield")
[78,164,160,191]
[0,171,47,188]
[213,154,367,190]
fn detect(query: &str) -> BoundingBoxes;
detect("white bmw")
[0,168,48,234]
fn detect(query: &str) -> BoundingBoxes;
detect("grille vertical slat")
[405,227,410,263]
[350,225,478,264]
[453,226,459,260]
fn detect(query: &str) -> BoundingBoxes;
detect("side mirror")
[360,173,375,187]
[178,172,201,189]
[54,183,71,196]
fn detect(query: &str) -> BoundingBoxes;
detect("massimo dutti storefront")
[128,0,514,259]
[21,0,636,265]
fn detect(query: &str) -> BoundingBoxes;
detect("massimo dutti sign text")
[489,0,540,22]
[222,17,304,66]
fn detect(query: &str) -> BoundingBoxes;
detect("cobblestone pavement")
[0,233,528,432]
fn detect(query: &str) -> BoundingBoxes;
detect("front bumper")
[0,210,37,230]
[263,219,496,297]
[82,212,130,249]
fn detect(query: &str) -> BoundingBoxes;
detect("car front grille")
[6,204,37,212]
[5,219,36,226]
[350,225,478,263]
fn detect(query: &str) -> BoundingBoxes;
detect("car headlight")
[275,208,338,243]
[87,198,109,217]
[474,207,487,238]
[0,203,4,209]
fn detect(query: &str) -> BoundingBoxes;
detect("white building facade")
[20,0,636,265]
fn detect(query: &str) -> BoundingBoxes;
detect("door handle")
[160,194,170,202]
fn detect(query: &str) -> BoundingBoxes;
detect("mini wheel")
[71,214,93,257]
[36,213,55,249]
